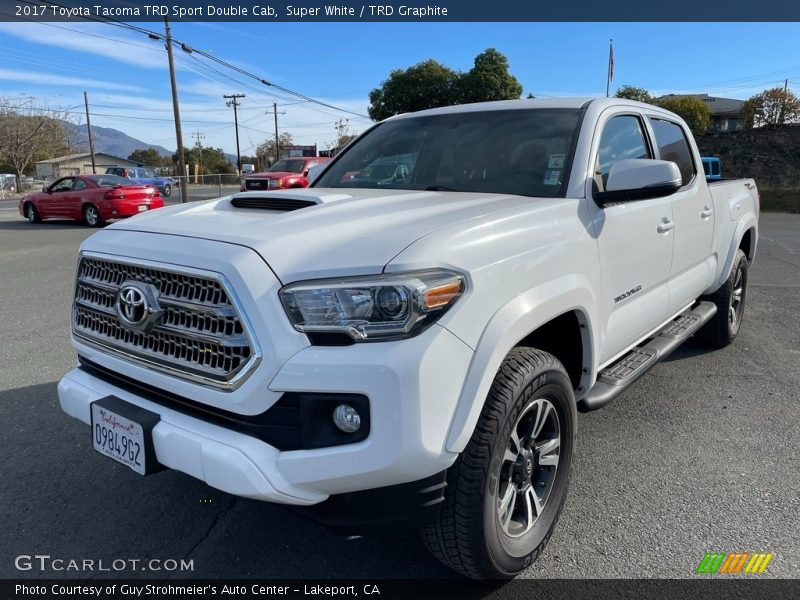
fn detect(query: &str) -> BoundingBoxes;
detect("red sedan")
[19,174,165,227]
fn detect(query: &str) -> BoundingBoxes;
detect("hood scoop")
[230,194,320,211]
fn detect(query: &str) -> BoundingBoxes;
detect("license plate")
[90,397,160,475]
[138,204,149,212]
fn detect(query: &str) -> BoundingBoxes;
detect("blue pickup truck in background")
[702,156,722,180]
[105,166,173,197]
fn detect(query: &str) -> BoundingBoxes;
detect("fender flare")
[711,214,758,292]
[444,275,597,453]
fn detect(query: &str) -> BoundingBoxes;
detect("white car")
[58,98,758,578]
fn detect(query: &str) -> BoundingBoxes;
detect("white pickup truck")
[59,98,758,578]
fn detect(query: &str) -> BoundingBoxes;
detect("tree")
[615,85,655,104]
[330,119,358,152]
[368,59,459,121]
[128,148,163,166]
[175,146,234,175]
[457,49,523,104]
[656,95,711,137]
[256,132,294,167]
[740,87,800,128]
[0,97,69,189]
[368,49,524,121]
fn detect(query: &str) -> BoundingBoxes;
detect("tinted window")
[596,115,651,189]
[51,178,74,192]
[649,118,696,186]
[72,179,87,191]
[702,161,710,176]
[315,109,582,198]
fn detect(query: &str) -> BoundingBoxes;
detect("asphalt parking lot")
[0,205,798,580]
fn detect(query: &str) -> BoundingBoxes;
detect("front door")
[40,177,74,217]
[587,111,675,365]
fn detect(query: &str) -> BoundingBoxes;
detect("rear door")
[587,110,675,364]
[647,117,714,312]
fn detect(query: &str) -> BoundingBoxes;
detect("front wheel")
[422,348,576,579]
[25,203,41,223]
[162,184,172,197]
[83,204,104,227]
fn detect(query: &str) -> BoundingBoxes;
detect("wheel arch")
[444,280,596,453]
[710,217,758,293]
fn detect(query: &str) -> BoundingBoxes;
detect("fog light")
[332,404,361,433]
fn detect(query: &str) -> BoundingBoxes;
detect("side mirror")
[595,159,682,204]
[42,186,50,193]
[306,163,326,185]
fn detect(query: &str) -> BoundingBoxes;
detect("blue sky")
[1,21,799,155]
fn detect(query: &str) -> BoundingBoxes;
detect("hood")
[107,188,545,282]
[249,171,296,179]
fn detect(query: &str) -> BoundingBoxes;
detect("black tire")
[83,204,104,228]
[422,348,576,579]
[698,249,748,348]
[24,203,41,223]
[162,184,172,197]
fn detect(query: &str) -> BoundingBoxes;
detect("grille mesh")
[73,257,257,387]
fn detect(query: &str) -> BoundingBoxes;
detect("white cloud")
[0,69,147,94]
[0,22,167,70]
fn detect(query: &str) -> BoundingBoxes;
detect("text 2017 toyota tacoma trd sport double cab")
[59,98,758,578]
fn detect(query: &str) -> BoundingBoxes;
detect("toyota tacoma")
[59,98,758,578]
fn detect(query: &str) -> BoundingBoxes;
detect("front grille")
[244,178,276,190]
[73,256,259,390]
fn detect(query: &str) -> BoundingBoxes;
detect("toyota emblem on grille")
[115,281,163,333]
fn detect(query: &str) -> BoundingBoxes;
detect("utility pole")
[83,91,96,174]
[224,94,245,175]
[192,131,204,182]
[165,16,188,203]
[268,103,286,164]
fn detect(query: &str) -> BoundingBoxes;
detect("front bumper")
[58,323,472,505]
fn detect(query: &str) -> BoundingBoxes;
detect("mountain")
[62,120,171,159]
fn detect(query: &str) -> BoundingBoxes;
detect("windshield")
[315,108,582,198]
[269,159,306,173]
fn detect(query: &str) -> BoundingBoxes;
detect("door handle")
[657,218,674,234]
[701,206,713,218]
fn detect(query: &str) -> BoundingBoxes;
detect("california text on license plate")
[138,204,149,212]
[90,398,159,475]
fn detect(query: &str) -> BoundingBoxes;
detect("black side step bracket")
[577,301,717,412]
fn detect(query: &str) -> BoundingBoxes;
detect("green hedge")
[759,189,800,213]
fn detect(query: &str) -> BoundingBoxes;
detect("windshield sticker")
[548,154,566,169]
[543,170,560,186]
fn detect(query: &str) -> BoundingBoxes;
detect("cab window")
[72,179,87,191]
[595,115,651,191]
[649,118,696,186]
[51,178,74,192]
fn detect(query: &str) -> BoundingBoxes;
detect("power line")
[21,0,370,119]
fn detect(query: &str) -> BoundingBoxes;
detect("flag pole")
[606,38,614,97]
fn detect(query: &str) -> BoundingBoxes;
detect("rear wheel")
[698,249,748,347]
[25,203,41,223]
[422,348,576,579]
[83,204,103,227]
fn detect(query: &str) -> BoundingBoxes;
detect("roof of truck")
[388,97,661,120]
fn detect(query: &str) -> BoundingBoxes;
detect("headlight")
[280,269,465,341]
